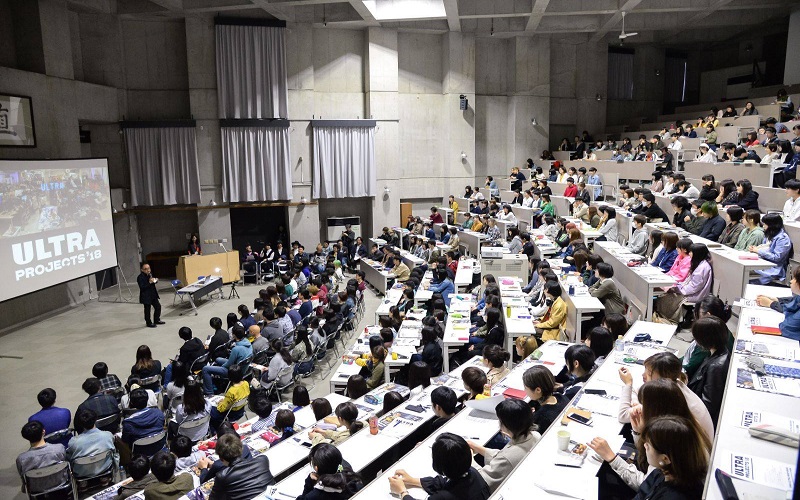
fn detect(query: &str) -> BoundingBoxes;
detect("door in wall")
[230,206,289,255]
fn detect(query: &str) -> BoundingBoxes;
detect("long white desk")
[454,258,477,289]
[491,321,677,499]
[441,294,475,374]
[645,221,775,305]
[350,340,575,500]
[264,380,471,500]
[703,296,799,500]
[593,241,675,320]
[359,258,393,296]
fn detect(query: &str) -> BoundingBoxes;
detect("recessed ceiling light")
[363,0,446,21]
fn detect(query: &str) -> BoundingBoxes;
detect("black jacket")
[642,203,669,222]
[688,348,730,427]
[207,329,231,359]
[734,190,760,211]
[178,337,207,365]
[137,272,159,305]
[297,474,362,500]
[699,185,718,201]
[634,470,704,500]
[404,468,489,500]
[421,341,443,376]
[672,209,691,229]
[210,455,274,500]
[699,215,726,242]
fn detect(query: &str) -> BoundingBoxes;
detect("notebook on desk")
[751,325,782,336]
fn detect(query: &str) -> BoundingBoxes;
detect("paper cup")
[557,430,571,451]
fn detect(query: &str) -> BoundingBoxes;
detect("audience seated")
[16,420,67,493]
[28,388,71,447]
[67,408,119,479]
[202,325,252,396]
[209,364,250,432]
[522,366,569,434]
[121,388,166,449]
[143,450,193,500]
[468,399,541,493]
[76,378,120,432]
[389,433,490,500]
[115,454,156,499]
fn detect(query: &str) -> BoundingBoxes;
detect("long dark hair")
[172,361,189,389]
[688,243,710,274]
[181,379,205,415]
[762,213,785,241]
[308,443,363,494]
[484,307,501,330]
[295,327,313,357]
[408,361,432,391]
[134,345,154,372]
[271,339,292,365]
[335,402,364,435]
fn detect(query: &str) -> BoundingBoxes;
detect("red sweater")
[564,184,578,197]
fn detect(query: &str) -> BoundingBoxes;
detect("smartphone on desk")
[583,389,607,396]
[567,412,593,426]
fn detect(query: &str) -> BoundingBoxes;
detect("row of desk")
[349,339,579,499]
[703,285,799,499]
[491,321,678,498]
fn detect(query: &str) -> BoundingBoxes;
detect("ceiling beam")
[148,0,182,10]
[589,0,642,42]
[249,0,292,19]
[525,0,551,32]
[345,0,380,26]
[443,0,460,31]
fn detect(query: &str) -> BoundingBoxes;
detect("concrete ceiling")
[69,0,798,44]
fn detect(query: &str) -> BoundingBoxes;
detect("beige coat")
[478,430,541,491]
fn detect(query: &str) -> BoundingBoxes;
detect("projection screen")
[0,159,117,302]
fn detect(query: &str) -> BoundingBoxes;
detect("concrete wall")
[0,11,609,330]
[607,46,665,127]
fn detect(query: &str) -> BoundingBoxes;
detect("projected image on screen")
[0,159,117,302]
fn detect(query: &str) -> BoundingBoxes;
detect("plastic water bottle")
[614,335,625,361]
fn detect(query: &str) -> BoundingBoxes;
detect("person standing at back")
[137,262,164,328]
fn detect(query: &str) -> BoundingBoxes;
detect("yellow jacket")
[535,296,567,341]
[450,201,459,212]
[472,220,484,232]
[217,381,250,413]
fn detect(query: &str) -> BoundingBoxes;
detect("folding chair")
[24,461,78,500]
[171,279,184,305]
[223,397,250,423]
[72,450,116,491]
[43,428,73,445]
[252,348,270,367]
[259,261,275,284]
[94,413,121,434]
[220,355,254,392]
[165,395,182,420]
[177,414,211,442]
[189,353,209,374]
[241,261,258,285]
[131,430,167,458]
[266,365,294,403]
[138,374,162,393]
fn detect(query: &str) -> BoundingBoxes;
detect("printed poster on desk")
[719,450,795,492]
[736,368,800,398]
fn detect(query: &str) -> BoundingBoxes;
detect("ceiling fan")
[618,11,638,40]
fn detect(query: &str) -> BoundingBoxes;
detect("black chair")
[24,461,78,500]
[131,430,167,458]
[94,413,121,434]
[43,428,73,445]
